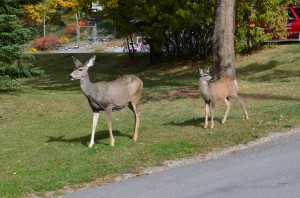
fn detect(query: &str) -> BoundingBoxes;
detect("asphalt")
[64,129,300,198]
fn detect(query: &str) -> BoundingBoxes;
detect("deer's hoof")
[210,125,214,129]
[131,138,137,142]
[110,139,115,146]
[88,143,94,148]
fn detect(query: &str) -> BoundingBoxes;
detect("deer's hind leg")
[129,101,140,142]
[105,106,115,146]
[222,98,231,124]
[235,95,249,120]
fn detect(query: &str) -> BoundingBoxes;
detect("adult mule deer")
[198,68,249,129]
[69,55,143,147]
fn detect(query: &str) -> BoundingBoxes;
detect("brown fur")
[199,68,249,129]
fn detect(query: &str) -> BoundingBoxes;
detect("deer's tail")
[234,79,238,87]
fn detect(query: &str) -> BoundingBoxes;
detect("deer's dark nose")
[69,75,74,80]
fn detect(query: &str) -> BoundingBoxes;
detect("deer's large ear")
[86,55,96,67]
[72,56,83,68]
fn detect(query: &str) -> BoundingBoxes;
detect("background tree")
[23,0,91,37]
[0,0,43,89]
[101,0,292,65]
[23,0,57,36]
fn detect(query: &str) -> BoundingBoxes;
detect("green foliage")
[0,0,43,90]
[236,0,291,52]
[101,0,294,57]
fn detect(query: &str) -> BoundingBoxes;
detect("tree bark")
[213,0,236,79]
[149,38,161,65]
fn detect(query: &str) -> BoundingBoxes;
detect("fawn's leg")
[235,95,249,120]
[222,98,231,124]
[204,102,209,129]
[88,112,99,148]
[210,100,216,129]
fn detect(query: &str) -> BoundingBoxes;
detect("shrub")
[59,36,70,44]
[31,35,60,51]
[0,62,44,89]
[63,23,76,38]
[28,48,38,53]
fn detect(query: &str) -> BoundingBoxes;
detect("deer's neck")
[80,73,94,96]
[199,78,211,99]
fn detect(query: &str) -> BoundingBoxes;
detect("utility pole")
[43,11,46,37]
[76,12,80,44]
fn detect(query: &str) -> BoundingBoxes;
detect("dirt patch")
[146,86,199,101]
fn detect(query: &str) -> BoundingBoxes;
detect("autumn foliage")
[63,20,90,38]
[31,35,60,51]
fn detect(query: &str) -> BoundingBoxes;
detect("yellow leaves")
[23,4,43,24]
[106,0,119,9]
[57,0,75,8]
[56,0,79,9]
[23,1,57,25]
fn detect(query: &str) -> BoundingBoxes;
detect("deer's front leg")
[105,107,115,146]
[89,112,99,148]
[204,103,209,129]
[210,101,215,129]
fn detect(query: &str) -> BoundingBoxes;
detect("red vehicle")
[286,7,300,40]
[268,7,300,41]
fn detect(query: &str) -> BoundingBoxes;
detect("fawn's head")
[69,55,96,80]
[198,68,212,81]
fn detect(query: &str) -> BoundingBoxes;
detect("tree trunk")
[149,38,161,65]
[213,0,236,79]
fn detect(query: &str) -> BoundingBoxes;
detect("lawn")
[0,44,299,197]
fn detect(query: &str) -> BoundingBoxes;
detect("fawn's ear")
[86,55,96,67]
[72,56,83,68]
[198,68,203,75]
[207,68,209,73]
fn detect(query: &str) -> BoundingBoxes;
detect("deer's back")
[90,75,142,111]
[209,78,237,100]
[107,75,142,96]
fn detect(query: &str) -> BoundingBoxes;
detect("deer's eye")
[79,68,83,71]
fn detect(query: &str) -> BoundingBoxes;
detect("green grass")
[1,44,300,197]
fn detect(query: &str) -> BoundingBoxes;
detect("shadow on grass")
[237,60,279,76]
[237,60,300,82]
[47,130,132,146]
[240,93,300,101]
[167,117,213,127]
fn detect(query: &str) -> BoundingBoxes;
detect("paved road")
[64,130,300,198]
